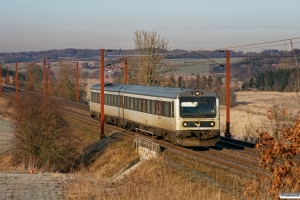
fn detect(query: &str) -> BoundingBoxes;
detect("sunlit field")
[167,58,243,75]
[220,91,300,141]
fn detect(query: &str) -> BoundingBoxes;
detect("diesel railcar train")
[90,83,220,146]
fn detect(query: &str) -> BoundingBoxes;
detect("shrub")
[11,92,80,172]
[214,85,236,107]
[245,108,300,199]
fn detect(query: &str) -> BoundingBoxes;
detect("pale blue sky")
[1,0,300,52]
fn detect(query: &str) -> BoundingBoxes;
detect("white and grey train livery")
[90,83,220,146]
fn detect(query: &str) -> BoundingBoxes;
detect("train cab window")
[179,97,216,118]
[129,97,134,110]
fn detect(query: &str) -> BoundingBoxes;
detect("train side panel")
[90,89,176,135]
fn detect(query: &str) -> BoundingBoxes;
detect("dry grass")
[0,155,16,171]
[65,159,243,200]
[220,91,300,141]
[87,135,139,177]
[65,134,244,199]
[0,97,14,120]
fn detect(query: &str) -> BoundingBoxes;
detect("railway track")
[219,136,256,148]
[62,107,264,177]
[2,89,266,179]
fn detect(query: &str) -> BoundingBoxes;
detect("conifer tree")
[168,74,176,87]
[249,76,255,90]
[177,76,183,88]
[213,76,222,89]
[207,75,213,89]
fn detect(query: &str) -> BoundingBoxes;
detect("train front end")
[175,90,220,147]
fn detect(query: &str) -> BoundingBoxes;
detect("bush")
[245,107,300,199]
[11,92,80,172]
[214,85,236,107]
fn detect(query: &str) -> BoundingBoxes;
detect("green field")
[167,58,243,75]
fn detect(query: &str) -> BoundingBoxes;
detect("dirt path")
[0,118,67,200]
[0,171,66,200]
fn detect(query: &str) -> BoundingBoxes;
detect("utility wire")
[190,51,225,67]
[223,41,300,52]
[215,37,300,51]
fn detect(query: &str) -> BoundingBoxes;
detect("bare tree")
[127,30,174,86]
[24,64,43,91]
[214,85,236,107]
[51,64,87,102]
[11,92,80,172]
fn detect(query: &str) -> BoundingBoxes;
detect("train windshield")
[180,97,216,118]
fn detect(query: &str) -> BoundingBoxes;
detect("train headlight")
[182,122,188,127]
[195,91,200,96]
[210,122,215,127]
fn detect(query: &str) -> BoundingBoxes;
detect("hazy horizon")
[1,0,300,53]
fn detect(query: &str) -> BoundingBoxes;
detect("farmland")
[167,58,244,75]
[220,91,300,141]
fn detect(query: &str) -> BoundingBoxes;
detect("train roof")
[90,83,217,99]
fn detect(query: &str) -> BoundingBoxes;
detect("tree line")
[242,67,299,92]
[209,50,300,82]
